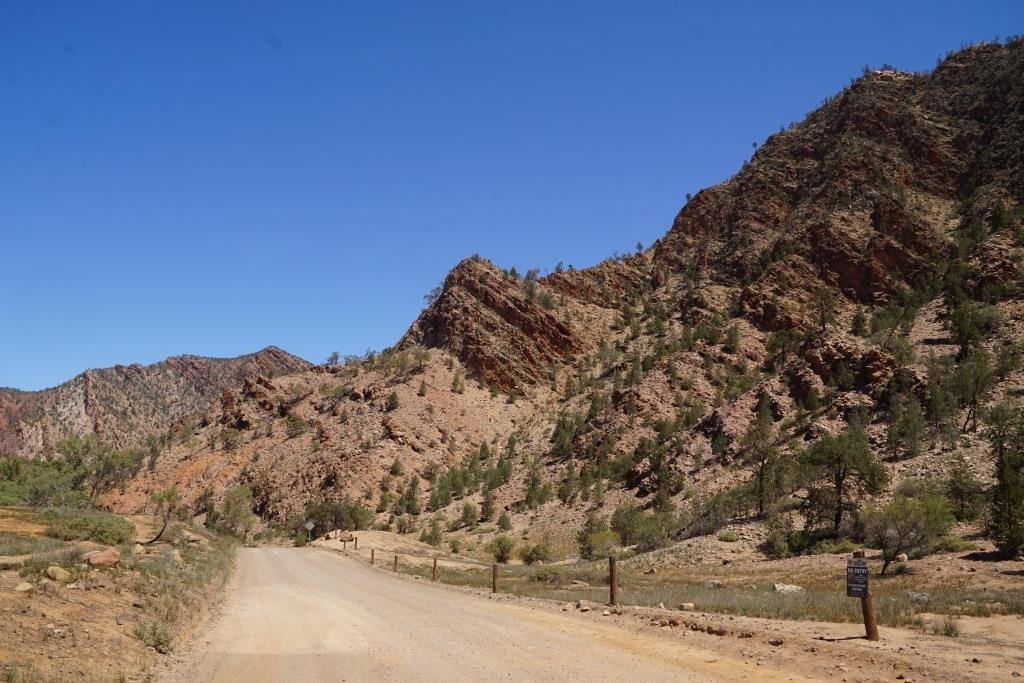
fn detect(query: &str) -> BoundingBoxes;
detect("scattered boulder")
[576,599,598,612]
[570,580,589,587]
[773,583,805,594]
[678,603,696,611]
[768,638,784,646]
[705,580,723,589]
[0,556,26,570]
[895,553,909,563]
[84,547,121,567]
[14,582,33,592]
[45,566,72,583]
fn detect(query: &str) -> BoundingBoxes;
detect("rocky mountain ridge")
[0,347,310,456]
[17,42,1024,559]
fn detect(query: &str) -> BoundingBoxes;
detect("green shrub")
[931,535,975,553]
[717,530,739,543]
[610,504,645,545]
[44,510,134,545]
[809,538,858,555]
[519,541,553,565]
[135,619,173,653]
[0,480,23,506]
[419,518,444,546]
[582,530,620,559]
[532,566,566,585]
[577,513,620,559]
[865,493,953,574]
[497,512,512,531]
[487,534,515,563]
[284,413,309,438]
[219,486,258,539]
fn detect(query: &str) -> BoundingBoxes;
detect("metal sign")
[847,557,869,598]
[304,520,314,532]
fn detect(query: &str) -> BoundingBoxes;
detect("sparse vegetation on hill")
[3,42,1023,666]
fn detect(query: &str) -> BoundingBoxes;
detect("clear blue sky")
[2,1,1021,390]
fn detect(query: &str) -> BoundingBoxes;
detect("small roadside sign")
[847,557,869,598]
[304,520,315,532]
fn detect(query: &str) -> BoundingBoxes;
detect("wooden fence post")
[432,557,438,582]
[394,555,399,572]
[354,537,358,550]
[371,548,374,565]
[342,541,347,550]
[853,550,879,641]
[608,556,618,606]
[492,563,498,593]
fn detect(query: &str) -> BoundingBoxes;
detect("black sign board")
[847,557,869,598]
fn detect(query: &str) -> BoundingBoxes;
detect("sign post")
[304,520,314,544]
[608,556,618,606]
[848,551,878,641]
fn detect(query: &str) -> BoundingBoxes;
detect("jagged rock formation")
[0,347,310,455]
[401,258,588,391]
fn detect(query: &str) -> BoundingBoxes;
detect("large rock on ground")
[45,566,72,582]
[84,547,121,567]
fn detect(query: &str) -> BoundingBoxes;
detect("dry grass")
[378,550,1024,628]
[0,531,62,557]
[125,527,237,651]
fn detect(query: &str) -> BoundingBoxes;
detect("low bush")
[519,541,553,565]
[931,535,975,553]
[43,510,134,545]
[487,534,515,563]
[810,538,858,555]
[497,512,512,531]
[717,530,739,543]
[135,619,173,653]
[531,566,566,585]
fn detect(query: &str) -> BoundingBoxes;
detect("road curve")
[166,547,773,682]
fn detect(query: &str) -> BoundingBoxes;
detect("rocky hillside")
[93,41,1023,558]
[0,347,310,456]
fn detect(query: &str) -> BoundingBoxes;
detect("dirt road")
[166,547,802,682]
